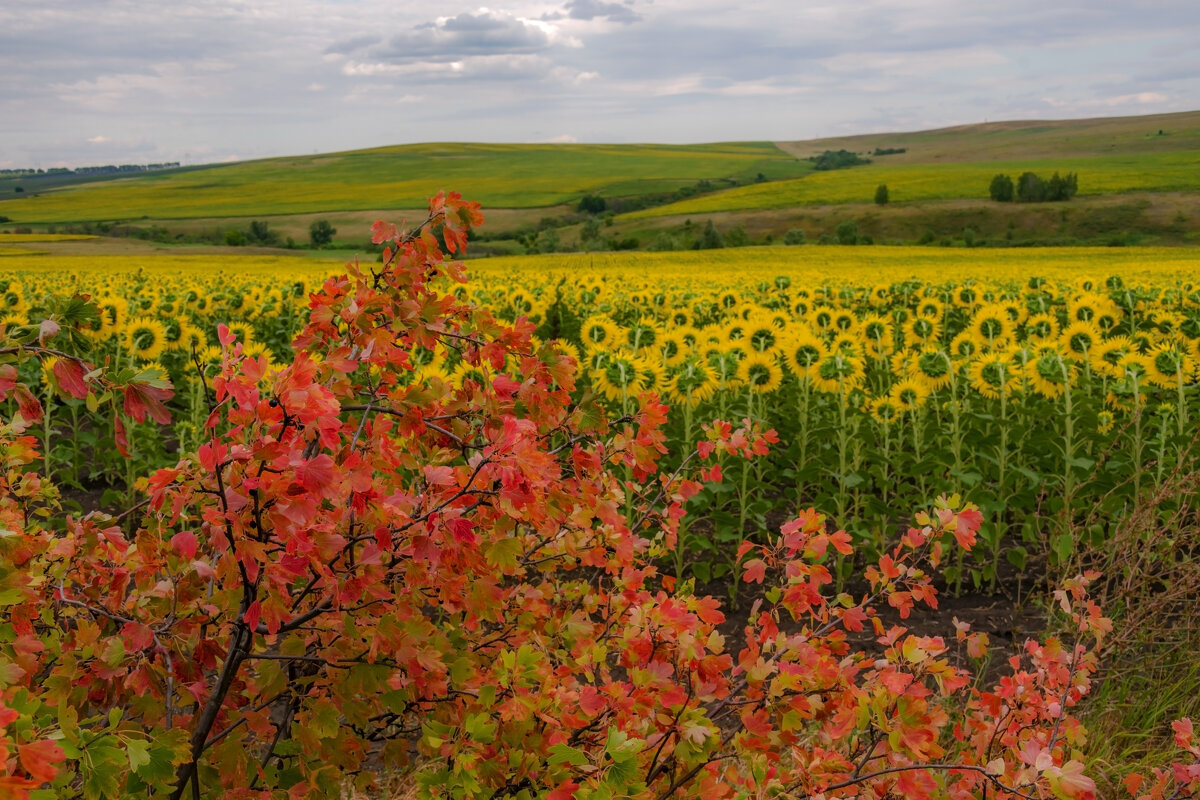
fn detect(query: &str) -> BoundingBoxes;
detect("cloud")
[350,9,572,64]
[562,0,640,23]
[87,135,110,144]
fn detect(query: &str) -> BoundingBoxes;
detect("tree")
[989,173,1014,202]
[783,228,806,245]
[875,183,890,205]
[247,220,279,245]
[579,216,604,250]
[836,219,859,245]
[577,194,606,214]
[1017,172,1047,203]
[699,219,724,249]
[309,219,337,247]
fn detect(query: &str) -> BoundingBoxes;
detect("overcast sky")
[2,0,1198,168]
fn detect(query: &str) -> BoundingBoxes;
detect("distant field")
[0,232,97,242]
[470,243,1200,287]
[623,150,1200,218]
[0,142,807,224]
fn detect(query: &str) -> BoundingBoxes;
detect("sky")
[2,0,1198,168]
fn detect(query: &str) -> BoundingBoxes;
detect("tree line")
[990,171,1079,202]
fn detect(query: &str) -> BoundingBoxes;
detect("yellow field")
[0,233,98,242]
[467,244,1200,290]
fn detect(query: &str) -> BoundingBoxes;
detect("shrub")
[990,173,1015,202]
[783,228,806,245]
[875,183,890,205]
[0,194,1195,800]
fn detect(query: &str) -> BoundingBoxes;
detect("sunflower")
[1145,341,1195,390]
[1023,312,1059,345]
[808,306,835,334]
[1026,351,1076,400]
[830,309,858,335]
[624,321,658,352]
[745,317,782,354]
[594,353,644,402]
[1096,410,1115,435]
[905,314,941,347]
[655,329,691,366]
[667,307,692,328]
[784,332,827,380]
[967,352,1016,400]
[580,315,621,351]
[889,377,930,412]
[914,297,943,320]
[633,355,666,395]
[736,351,784,394]
[905,347,955,393]
[859,315,896,358]
[867,284,892,307]
[1060,321,1102,364]
[869,395,903,425]
[123,317,169,362]
[949,331,981,360]
[667,357,718,406]
[972,304,1012,344]
[811,351,865,395]
[1091,335,1135,379]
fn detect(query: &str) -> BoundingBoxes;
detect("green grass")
[624,150,1200,218]
[0,142,802,224]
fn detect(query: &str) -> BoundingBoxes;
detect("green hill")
[0,142,807,224]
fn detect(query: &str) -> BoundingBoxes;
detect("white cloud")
[87,135,110,143]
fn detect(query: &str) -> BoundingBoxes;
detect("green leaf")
[125,738,150,773]
[486,537,523,570]
[464,713,496,744]
[547,743,589,767]
[81,745,125,800]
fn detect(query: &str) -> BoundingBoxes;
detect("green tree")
[247,220,279,245]
[576,194,606,214]
[874,183,889,205]
[1016,172,1046,203]
[309,219,337,248]
[989,174,1014,202]
[836,220,859,245]
[700,220,724,249]
[783,228,806,245]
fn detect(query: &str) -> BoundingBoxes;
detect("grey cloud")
[368,10,554,63]
[564,0,640,23]
[324,34,382,55]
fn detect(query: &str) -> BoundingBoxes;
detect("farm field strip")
[624,150,1200,217]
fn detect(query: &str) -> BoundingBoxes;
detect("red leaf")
[52,358,89,399]
[298,454,337,494]
[547,780,579,800]
[123,382,173,425]
[740,708,772,737]
[14,385,42,423]
[171,530,198,559]
[122,621,155,651]
[742,558,766,584]
[114,416,130,457]
[244,600,262,632]
[18,739,65,783]
[371,220,399,244]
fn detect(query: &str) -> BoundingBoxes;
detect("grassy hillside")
[624,150,1200,218]
[0,142,807,224]
[774,109,1200,162]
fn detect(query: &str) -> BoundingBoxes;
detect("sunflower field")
[4,245,1200,596]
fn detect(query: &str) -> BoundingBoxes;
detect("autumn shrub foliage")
[0,193,1196,800]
